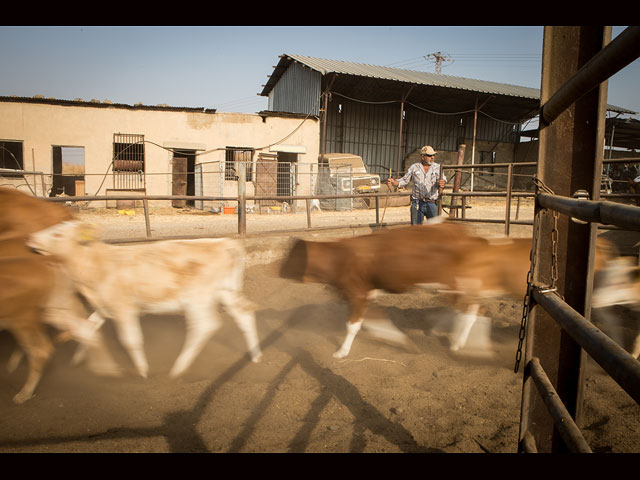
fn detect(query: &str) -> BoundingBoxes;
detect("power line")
[386,53,541,71]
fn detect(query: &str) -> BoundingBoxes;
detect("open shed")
[260,54,635,180]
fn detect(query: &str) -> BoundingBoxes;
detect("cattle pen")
[2,26,640,454]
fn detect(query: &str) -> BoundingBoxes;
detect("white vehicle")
[316,153,381,210]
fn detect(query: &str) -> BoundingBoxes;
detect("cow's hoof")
[13,391,34,404]
[251,352,263,363]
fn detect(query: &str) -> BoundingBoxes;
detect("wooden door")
[255,153,278,211]
[172,156,187,208]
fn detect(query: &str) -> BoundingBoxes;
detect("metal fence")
[517,25,640,454]
[6,156,640,241]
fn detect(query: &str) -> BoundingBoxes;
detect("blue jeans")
[410,199,437,225]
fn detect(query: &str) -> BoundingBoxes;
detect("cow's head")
[279,239,308,281]
[27,220,101,256]
[592,257,640,310]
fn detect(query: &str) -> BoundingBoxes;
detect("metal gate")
[518,26,640,453]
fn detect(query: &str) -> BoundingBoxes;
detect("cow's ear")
[78,223,101,244]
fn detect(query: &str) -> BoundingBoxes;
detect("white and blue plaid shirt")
[397,162,446,202]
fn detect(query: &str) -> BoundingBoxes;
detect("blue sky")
[0,26,637,119]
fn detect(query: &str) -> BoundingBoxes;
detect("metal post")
[320,75,336,162]
[31,148,37,196]
[143,198,151,238]
[450,144,466,218]
[397,87,413,174]
[504,163,513,235]
[518,26,612,453]
[237,159,246,237]
[471,99,478,192]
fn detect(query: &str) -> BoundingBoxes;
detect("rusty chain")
[514,177,561,373]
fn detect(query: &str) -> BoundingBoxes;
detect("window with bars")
[113,133,145,189]
[225,148,254,181]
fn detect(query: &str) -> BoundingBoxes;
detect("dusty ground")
[0,199,638,453]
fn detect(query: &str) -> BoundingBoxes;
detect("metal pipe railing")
[537,193,640,231]
[540,26,640,126]
[527,357,592,453]
[532,288,640,406]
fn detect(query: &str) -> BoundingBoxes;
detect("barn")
[259,53,638,191]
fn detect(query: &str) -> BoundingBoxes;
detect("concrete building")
[0,96,319,210]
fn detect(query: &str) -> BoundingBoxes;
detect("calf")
[280,222,493,358]
[28,221,263,378]
[0,237,105,403]
[0,188,115,403]
[280,220,618,359]
[0,187,73,235]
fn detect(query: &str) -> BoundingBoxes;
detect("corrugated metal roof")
[0,95,218,114]
[261,54,635,115]
[264,54,540,100]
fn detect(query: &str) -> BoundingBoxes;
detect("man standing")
[387,145,446,224]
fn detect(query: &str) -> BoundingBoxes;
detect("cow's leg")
[169,301,222,378]
[70,311,104,364]
[219,291,262,363]
[111,310,149,378]
[10,316,54,404]
[333,297,367,359]
[450,303,480,351]
[631,332,640,359]
[48,310,121,376]
[7,347,24,373]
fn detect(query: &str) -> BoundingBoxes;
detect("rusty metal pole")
[396,87,414,174]
[143,198,151,238]
[471,99,478,192]
[237,159,246,237]
[504,163,513,235]
[518,26,612,454]
[319,75,336,164]
[320,92,328,161]
[450,144,466,218]
[397,99,405,175]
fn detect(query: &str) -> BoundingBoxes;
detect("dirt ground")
[0,200,639,453]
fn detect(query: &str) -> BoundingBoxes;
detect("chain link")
[514,177,561,373]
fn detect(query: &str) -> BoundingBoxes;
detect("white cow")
[28,221,263,379]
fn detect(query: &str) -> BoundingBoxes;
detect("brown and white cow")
[280,221,501,358]
[0,187,115,403]
[28,220,263,379]
[279,219,620,359]
[591,256,640,358]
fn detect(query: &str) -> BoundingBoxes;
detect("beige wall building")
[0,97,320,210]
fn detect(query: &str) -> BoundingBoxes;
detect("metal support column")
[397,87,414,174]
[519,26,612,453]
